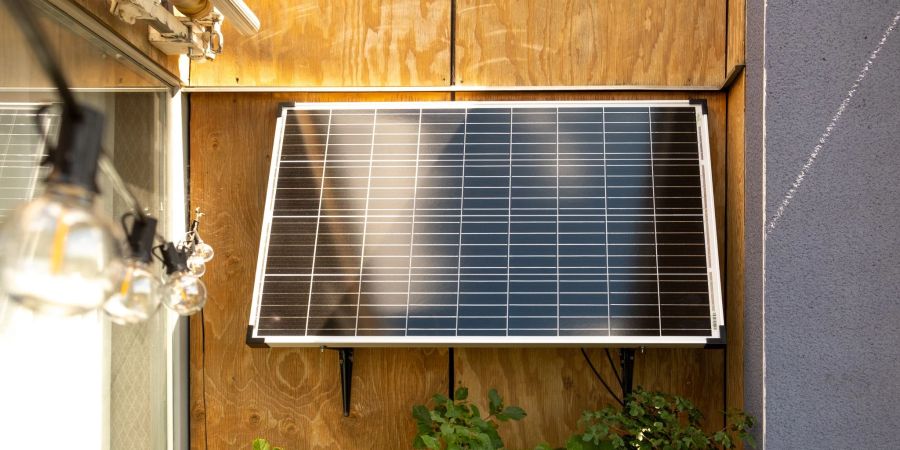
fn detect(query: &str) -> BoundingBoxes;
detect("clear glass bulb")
[186,254,206,277]
[103,260,162,324]
[193,241,214,262]
[162,271,207,315]
[0,184,123,315]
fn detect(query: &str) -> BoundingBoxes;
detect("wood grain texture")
[188,0,451,87]
[455,0,727,87]
[726,73,745,419]
[189,92,453,449]
[727,0,746,73]
[69,0,180,78]
[454,91,727,449]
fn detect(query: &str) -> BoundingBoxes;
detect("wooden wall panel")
[189,92,452,449]
[188,0,451,87]
[453,90,727,449]
[726,73,745,418]
[455,0,727,87]
[190,89,737,448]
[727,0,746,75]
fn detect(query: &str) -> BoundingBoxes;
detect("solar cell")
[248,101,723,346]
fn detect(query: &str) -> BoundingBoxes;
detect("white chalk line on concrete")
[766,10,900,235]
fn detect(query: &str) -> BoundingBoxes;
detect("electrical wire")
[98,153,150,221]
[580,348,624,406]
[0,0,78,111]
[1,0,152,226]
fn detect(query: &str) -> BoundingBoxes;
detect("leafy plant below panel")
[536,387,755,450]
[413,386,527,450]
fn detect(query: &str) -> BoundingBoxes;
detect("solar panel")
[0,103,54,224]
[248,101,723,346]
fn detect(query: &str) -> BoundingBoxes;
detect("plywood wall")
[188,1,747,448]
[455,0,726,87]
[190,0,731,88]
[189,89,737,449]
[189,0,452,87]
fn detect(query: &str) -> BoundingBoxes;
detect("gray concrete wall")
[747,1,900,448]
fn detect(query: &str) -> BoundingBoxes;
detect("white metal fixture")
[109,0,259,62]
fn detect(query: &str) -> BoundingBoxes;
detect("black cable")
[605,348,623,389]
[200,310,210,449]
[1,0,78,112]
[580,348,623,406]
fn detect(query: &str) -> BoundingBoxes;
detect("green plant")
[412,386,527,449]
[252,438,283,450]
[538,388,754,450]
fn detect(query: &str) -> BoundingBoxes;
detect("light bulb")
[103,260,161,324]
[186,254,206,277]
[162,271,207,315]
[193,241,214,262]
[0,184,124,315]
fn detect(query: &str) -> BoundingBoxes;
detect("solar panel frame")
[248,100,723,347]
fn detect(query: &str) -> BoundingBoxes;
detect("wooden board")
[190,90,734,448]
[189,92,453,449]
[455,0,727,87]
[727,0,746,75]
[188,0,451,87]
[726,72,745,420]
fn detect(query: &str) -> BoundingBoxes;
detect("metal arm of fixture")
[109,0,222,61]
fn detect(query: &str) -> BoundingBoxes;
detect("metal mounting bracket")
[322,347,354,417]
[619,348,636,398]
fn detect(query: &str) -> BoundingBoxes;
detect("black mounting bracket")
[619,348,636,398]
[323,347,354,417]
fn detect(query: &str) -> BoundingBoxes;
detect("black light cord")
[1,0,78,112]
[580,348,624,406]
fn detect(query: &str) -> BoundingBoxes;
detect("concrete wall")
[746,1,900,448]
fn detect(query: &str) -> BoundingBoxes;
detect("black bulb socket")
[47,103,105,193]
[158,242,190,275]
[124,216,158,264]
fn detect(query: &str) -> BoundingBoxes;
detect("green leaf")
[413,405,433,431]
[455,386,469,401]
[488,389,503,415]
[421,435,441,449]
[252,439,271,450]
[498,406,526,421]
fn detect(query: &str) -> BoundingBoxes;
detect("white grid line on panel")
[404,109,423,336]
[305,110,332,336]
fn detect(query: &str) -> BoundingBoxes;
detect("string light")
[103,214,162,324]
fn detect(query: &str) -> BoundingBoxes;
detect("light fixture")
[0,0,215,322]
[156,242,207,316]
[103,214,162,324]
